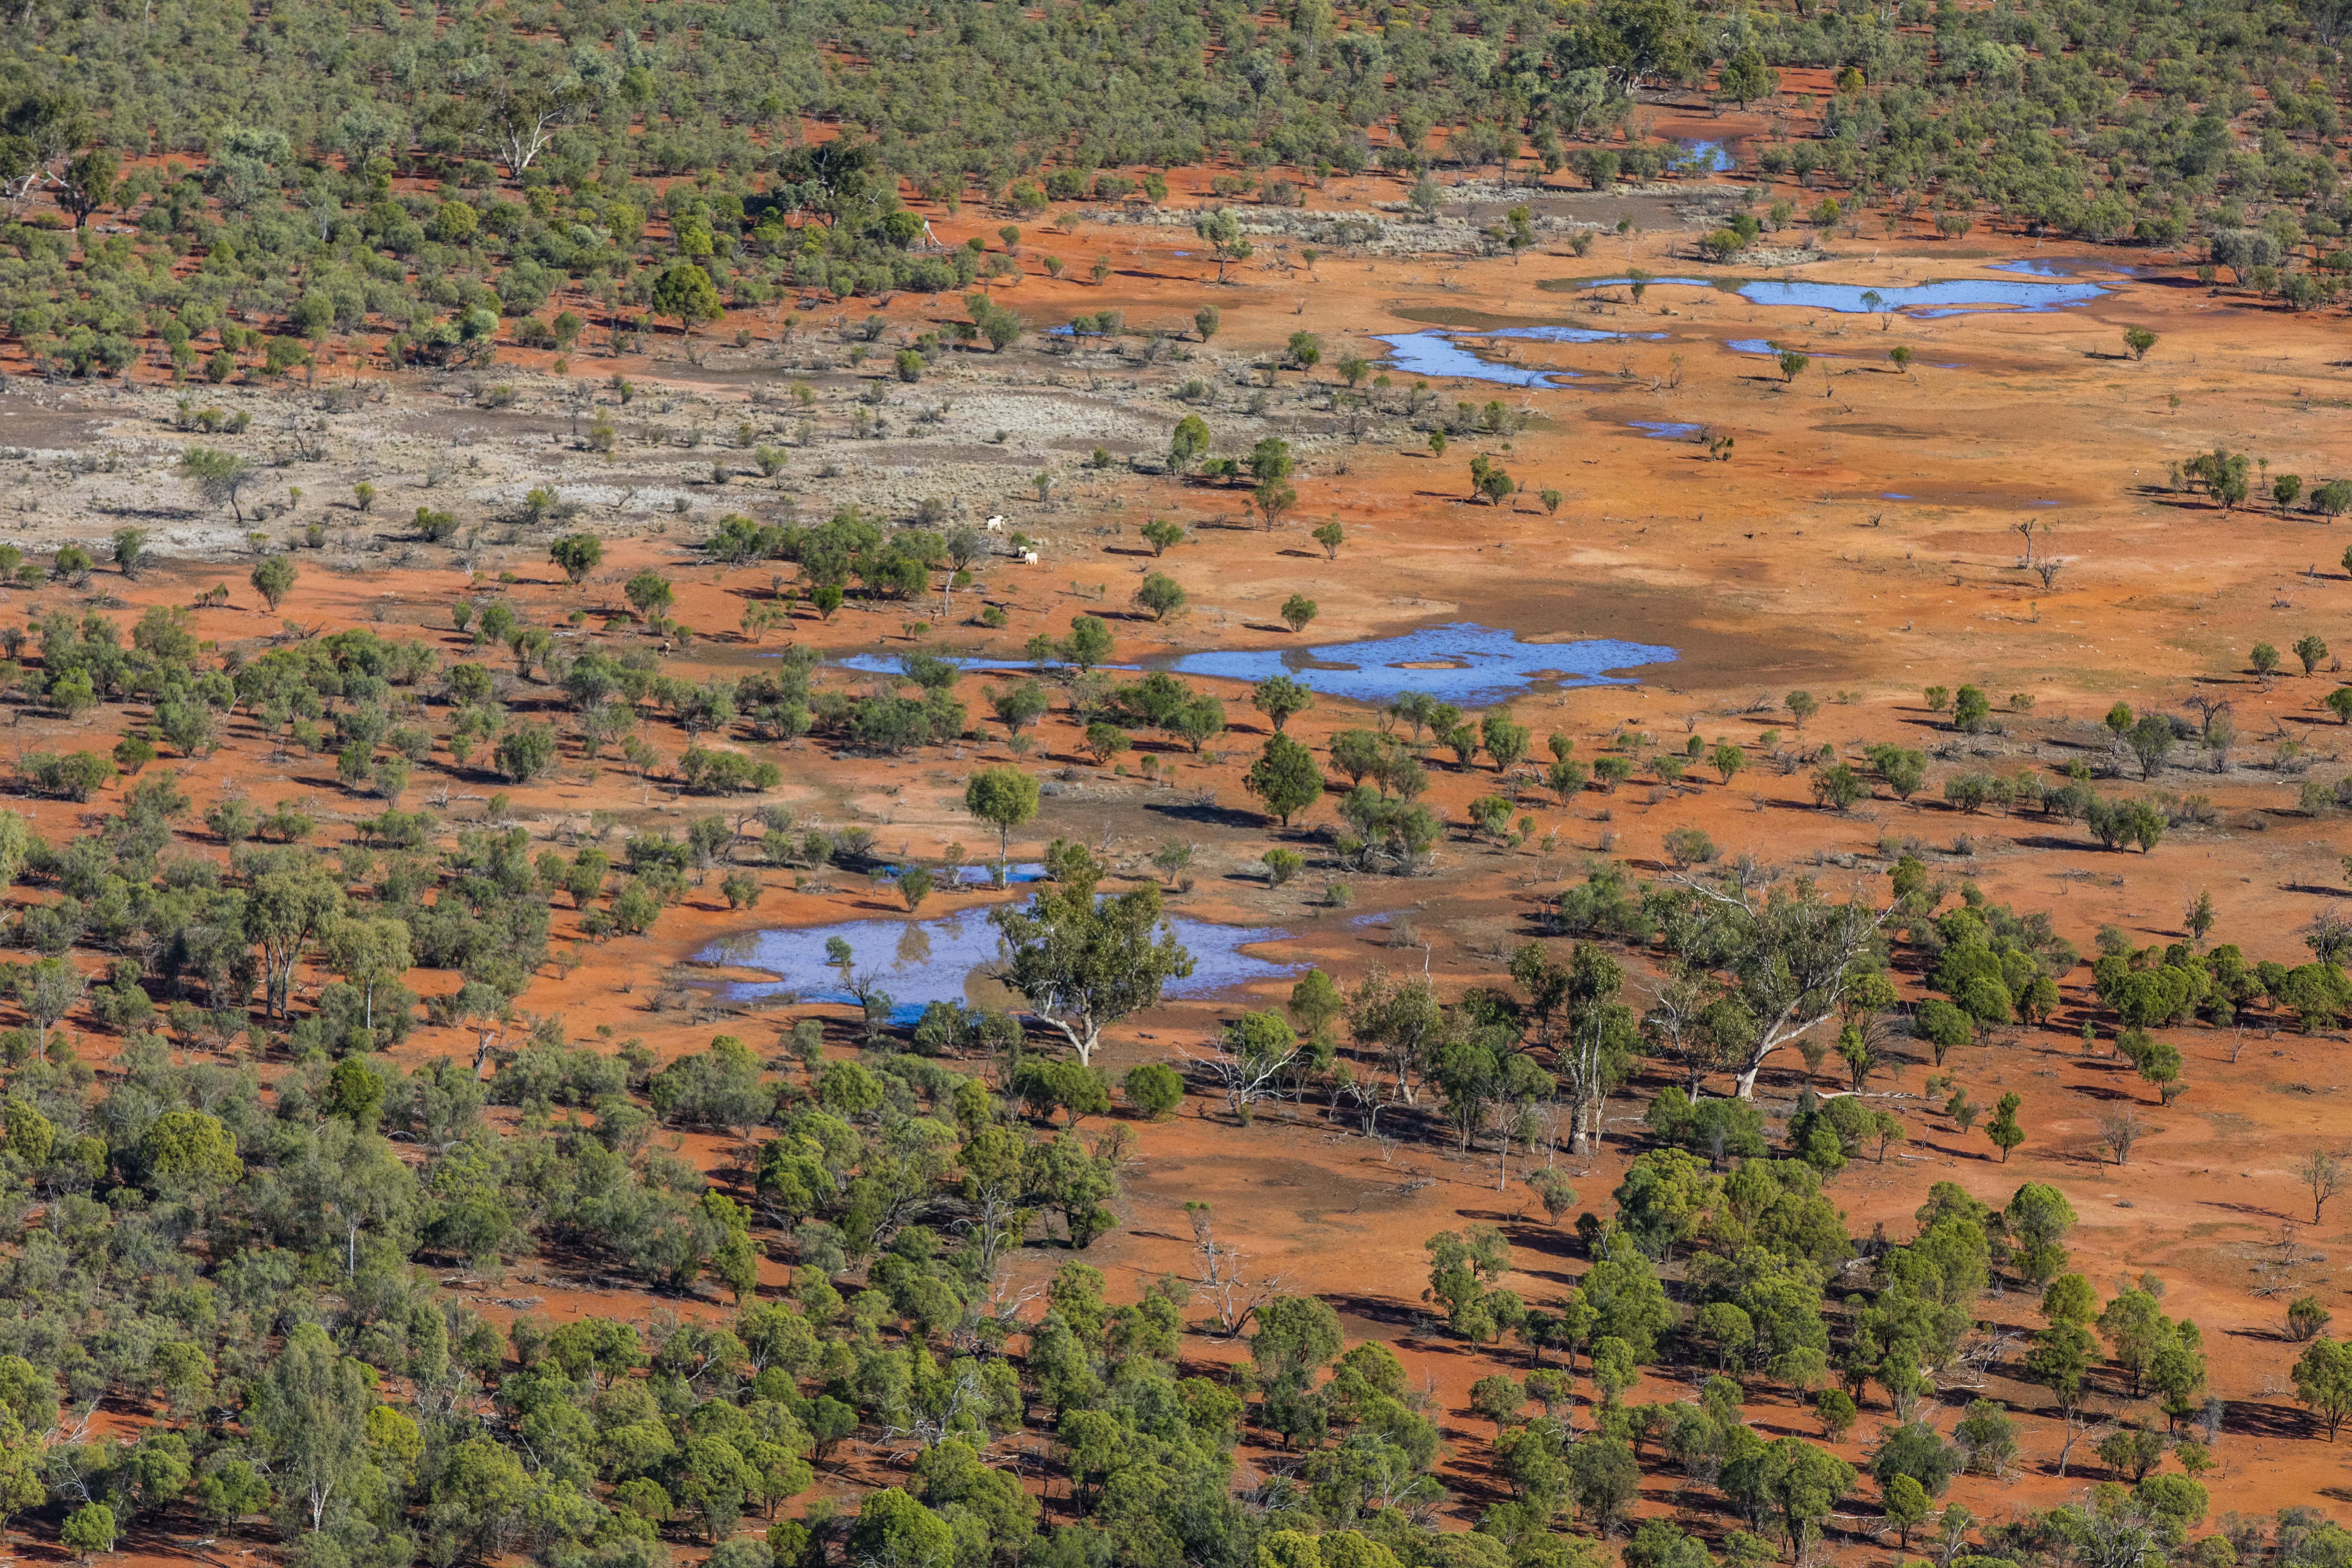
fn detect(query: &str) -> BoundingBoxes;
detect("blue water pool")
[1582,276,1717,290]
[1373,331,1577,387]
[706,908,1303,1022]
[1674,140,1736,172]
[1629,421,1703,440]
[1727,338,1852,360]
[839,626,1679,706]
[1736,277,2109,315]
[877,862,1048,886]
[1483,325,1668,344]
[1165,622,1677,705]
[1373,325,1667,387]
[1987,258,2132,279]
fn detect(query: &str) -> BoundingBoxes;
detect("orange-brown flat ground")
[12,159,2352,1558]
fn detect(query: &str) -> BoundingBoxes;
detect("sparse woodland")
[0,1,2348,1568]
[2,0,2352,378]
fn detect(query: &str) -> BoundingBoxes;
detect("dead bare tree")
[2056,1404,2116,1479]
[2098,1106,2145,1165]
[2296,1148,2347,1224]
[1185,1202,1281,1338]
[1178,1030,1298,1123]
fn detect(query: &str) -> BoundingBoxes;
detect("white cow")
[984,515,1006,532]
[1020,549,1040,563]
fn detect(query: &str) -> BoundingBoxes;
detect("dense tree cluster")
[2,0,2351,374]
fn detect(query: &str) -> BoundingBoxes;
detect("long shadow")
[2223,1325,2288,1343]
[1144,798,1265,830]
[2231,1398,2315,1440]
[1322,1290,1427,1330]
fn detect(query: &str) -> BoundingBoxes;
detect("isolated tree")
[1245,734,1322,826]
[1167,417,1211,474]
[991,848,1194,1066]
[1134,571,1186,622]
[181,448,255,522]
[1777,348,1809,383]
[1254,478,1298,530]
[251,556,297,612]
[963,766,1040,873]
[1141,518,1186,555]
[626,571,676,622]
[2293,1336,2352,1440]
[111,527,147,579]
[1280,595,1317,634]
[549,533,603,584]
[2123,325,2157,360]
[2128,713,2174,777]
[2297,634,2330,676]
[1312,520,1345,559]
[2299,1148,2347,1224]
[1194,209,1253,282]
[1985,1092,2025,1162]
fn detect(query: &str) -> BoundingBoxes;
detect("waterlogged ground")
[1734,275,2112,315]
[706,907,1305,1022]
[840,624,1680,704]
[1164,622,1680,704]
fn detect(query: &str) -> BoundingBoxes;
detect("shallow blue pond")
[1373,325,1666,387]
[1726,337,1853,360]
[877,862,1048,886]
[706,908,1303,1022]
[1166,622,1677,705]
[1674,140,1736,172]
[1576,276,1717,289]
[1629,421,1703,440]
[838,625,1678,706]
[1736,277,2109,315]
[1987,258,2132,279]
[1484,325,1667,344]
[1374,331,1578,387]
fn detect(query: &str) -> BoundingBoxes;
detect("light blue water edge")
[1373,325,1666,387]
[1734,276,2110,315]
[838,623,1680,707]
[704,907,1303,1023]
